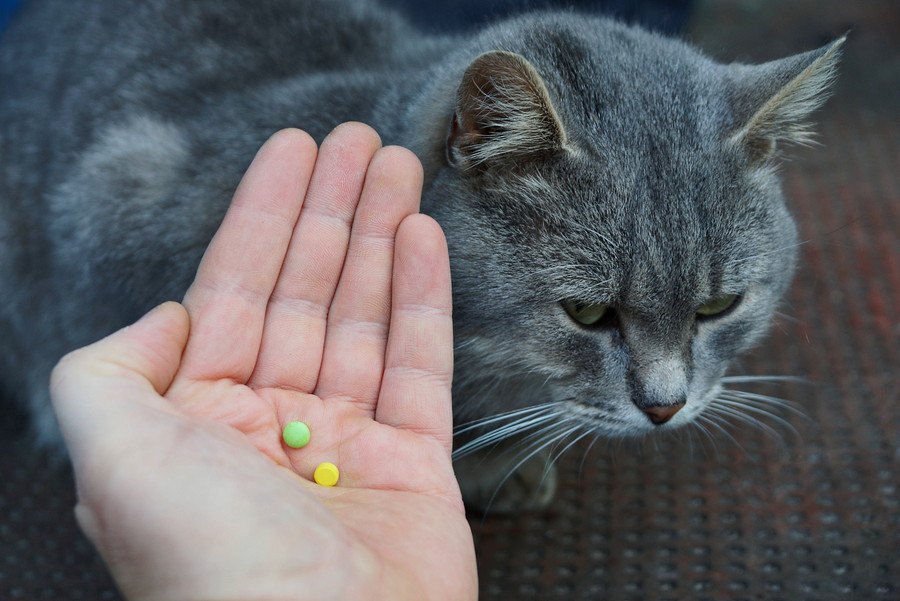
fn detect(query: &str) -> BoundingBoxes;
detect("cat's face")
[440,148,797,437]
[424,18,842,438]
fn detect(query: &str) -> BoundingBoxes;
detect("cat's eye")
[696,294,740,318]
[562,301,609,326]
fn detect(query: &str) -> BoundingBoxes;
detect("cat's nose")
[642,402,685,425]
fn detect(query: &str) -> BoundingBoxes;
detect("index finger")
[179,129,318,382]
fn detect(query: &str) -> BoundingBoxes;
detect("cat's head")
[421,16,843,438]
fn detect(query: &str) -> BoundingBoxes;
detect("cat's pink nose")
[643,403,684,425]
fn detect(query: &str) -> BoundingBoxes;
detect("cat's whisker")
[715,397,801,436]
[501,418,567,457]
[708,401,786,444]
[721,375,808,384]
[721,388,800,404]
[539,371,558,390]
[702,407,735,434]
[537,429,588,495]
[721,396,808,425]
[453,415,559,458]
[690,416,718,457]
[679,419,705,460]
[541,426,587,487]
[465,420,558,471]
[611,433,626,466]
[774,310,802,324]
[454,407,550,437]
[721,387,801,407]
[681,422,695,458]
[721,389,810,420]
[452,405,566,459]
[480,421,577,517]
[453,402,559,435]
[578,433,603,485]
[699,410,750,456]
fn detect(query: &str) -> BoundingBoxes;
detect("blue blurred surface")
[382,0,693,33]
[0,0,692,38]
[0,0,22,34]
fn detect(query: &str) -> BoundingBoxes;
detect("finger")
[50,302,190,464]
[248,123,382,391]
[314,147,423,411]
[180,129,318,382]
[375,215,454,453]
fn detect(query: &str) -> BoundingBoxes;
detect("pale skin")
[49,123,478,601]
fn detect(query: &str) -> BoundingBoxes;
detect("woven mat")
[1,1,897,599]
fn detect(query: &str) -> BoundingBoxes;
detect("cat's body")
[0,0,840,509]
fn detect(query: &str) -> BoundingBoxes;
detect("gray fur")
[0,0,841,493]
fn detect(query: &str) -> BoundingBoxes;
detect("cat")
[0,0,842,511]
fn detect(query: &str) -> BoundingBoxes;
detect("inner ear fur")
[727,36,846,164]
[446,50,567,171]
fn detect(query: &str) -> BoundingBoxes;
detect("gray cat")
[0,0,842,511]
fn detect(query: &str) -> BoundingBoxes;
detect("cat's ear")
[447,50,567,171]
[727,36,845,164]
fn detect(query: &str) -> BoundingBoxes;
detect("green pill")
[282,421,311,449]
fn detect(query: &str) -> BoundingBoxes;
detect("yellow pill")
[313,462,340,487]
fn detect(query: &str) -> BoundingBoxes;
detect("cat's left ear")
[446,50,567,171]
[726,36,846,164]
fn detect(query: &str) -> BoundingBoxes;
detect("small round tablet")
[314,462,340,487]
[282,421,311,449]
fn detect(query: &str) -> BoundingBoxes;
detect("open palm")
[51,124,476,601]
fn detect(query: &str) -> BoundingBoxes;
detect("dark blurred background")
[0,0,696,36]
[2,1,897,600]
[0,0,20,33]
[380,0,694,33]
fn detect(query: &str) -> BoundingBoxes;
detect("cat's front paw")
[454,444,557,514]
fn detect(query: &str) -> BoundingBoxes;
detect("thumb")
[53,301,190,396]
[50,301,190,461]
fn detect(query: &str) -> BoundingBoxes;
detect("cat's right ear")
[446,50,567,171]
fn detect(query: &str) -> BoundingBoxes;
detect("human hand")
[50,124,477,601]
